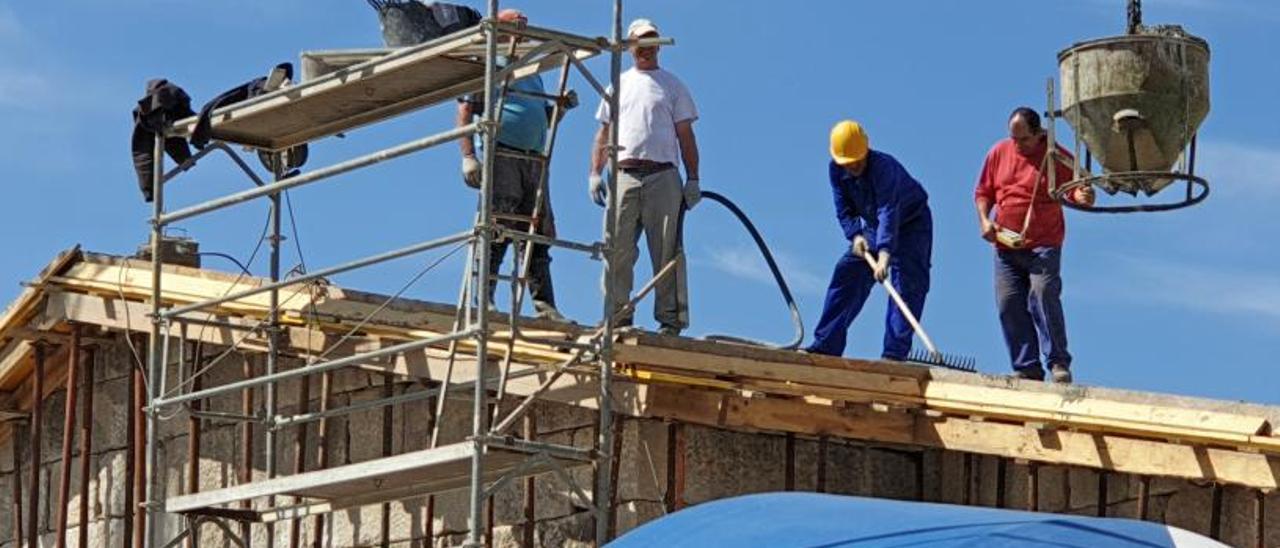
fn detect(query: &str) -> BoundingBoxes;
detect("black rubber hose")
[694,190,805,350]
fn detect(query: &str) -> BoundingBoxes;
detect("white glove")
[683,178,702,210]
[588,173,607,207]
[872,250,891,282]
[462,155,481,188]
[851,235,870,259]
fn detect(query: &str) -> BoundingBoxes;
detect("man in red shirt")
[975,107,1093,383]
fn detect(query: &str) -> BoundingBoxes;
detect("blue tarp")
[609,492,1220,547]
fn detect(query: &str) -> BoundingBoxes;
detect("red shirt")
[974,138,1075,249]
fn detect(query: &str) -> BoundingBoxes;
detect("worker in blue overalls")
[805,120,933,359]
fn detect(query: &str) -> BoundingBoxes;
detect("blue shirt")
[828,150,929,255]
[464,61,550,153]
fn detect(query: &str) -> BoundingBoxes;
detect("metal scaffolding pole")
[594,1,621,543]
[466,1,500,545]
[144,132,166,548]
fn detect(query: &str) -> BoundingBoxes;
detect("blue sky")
[1,1,1276,404]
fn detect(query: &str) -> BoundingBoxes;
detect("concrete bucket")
[1057,26,1209,199]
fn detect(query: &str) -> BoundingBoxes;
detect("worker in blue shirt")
[456,8,566,321]
[805,120,933,359]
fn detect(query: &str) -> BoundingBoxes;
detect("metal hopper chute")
[1046,0,1211,213]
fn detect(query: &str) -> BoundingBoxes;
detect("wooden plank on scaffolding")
[166,26,601,150]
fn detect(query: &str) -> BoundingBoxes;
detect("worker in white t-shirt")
[589,18,701,336]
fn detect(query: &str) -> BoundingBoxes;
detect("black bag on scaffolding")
[367,0,482,47]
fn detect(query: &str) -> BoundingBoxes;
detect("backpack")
[367,1,482,47]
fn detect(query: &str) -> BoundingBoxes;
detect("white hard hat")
[627,18,659,39]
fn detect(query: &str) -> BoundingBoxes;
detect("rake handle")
[860,251,941,357]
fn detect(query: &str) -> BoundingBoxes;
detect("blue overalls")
[806,151,933,359]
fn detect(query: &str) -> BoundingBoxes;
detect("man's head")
[830,120,870,176]
[628,18,660,70]
[497,8,528,27]
[1009,106,1046,156]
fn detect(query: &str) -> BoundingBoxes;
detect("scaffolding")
[140,2,640,546]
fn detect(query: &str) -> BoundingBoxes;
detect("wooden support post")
[859,445,872,495]
[522,413,535,548]
[1255,489,1266,548]
[1137,475,1150,520]
[1096,471,1108,517]
[665,423,686,512]
[816,436,828,494]
[78,346,95,548]
[1209,483,1223,540]
[608,417,624,541]
[381,374,394,548]
[123,352,136,548]
[1026,462,1039,512]
[30,343,46,548]
[132,350,147,548]
[289,373,310,548]
[995,458,1007,509]
[186,343,202,548]
[240,356,255,545]
[784,433,795,492]
[311,371,332,548]
[915,451,926,501]
[963,454,974,506]
[56,326,81,548]
[12,422,24,547]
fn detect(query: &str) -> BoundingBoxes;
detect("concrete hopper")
[1058,26,1209,198]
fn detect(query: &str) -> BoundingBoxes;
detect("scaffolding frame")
[141,2,634,546]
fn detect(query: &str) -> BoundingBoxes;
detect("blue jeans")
[807,211,932,359]
[994,247,1071,374]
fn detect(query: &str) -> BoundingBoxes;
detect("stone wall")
[1,340,1276,547]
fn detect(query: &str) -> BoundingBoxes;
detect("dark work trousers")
[994,246,1071,375]
[487,150,556,308]
[807,208,933,359]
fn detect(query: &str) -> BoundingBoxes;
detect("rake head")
[906,348,977,372]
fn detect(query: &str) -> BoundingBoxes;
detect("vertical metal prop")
[28,344,46,548]
[1026,463,1039,512]
[79,346,96,548]
[467,1,499,546]
[56,326,82,548]
[1096,471,1108,517]
[1137,475,1150,520]
[995,458,1007,508]
[1255,489,1266,548]
[816,436,828,493]
[265,163,285,548]
[595,2,623,542]
[1209,483,1223,539]
[144,131,165,548]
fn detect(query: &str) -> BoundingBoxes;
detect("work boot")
[1011,366,1045,381]
[658,325,681,337]
[1050,363,1073,384]
[533,300,566,322]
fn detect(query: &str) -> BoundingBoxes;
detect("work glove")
[851,235,870,259]
[683,178,702,210]
[461,155,481,189]
[872,250,891,282]
[588,173,607,207]
[979,219,997,243]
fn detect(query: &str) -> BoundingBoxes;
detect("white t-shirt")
[595,67,698,165]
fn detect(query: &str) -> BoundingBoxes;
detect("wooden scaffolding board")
[167,25,602,150]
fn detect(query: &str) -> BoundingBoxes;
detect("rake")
[860,251,977,372]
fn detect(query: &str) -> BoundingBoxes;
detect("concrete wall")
[1,340,1277,547]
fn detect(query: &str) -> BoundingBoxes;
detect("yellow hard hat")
[830,120,869,165]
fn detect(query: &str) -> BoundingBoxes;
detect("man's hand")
[980,218,997,243]
[872,250,891,282]
[588,173,607,207]
[683,178,702,210]
[851,235,870,258]
[1070,185,1096,207]
[461,155,481,188]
